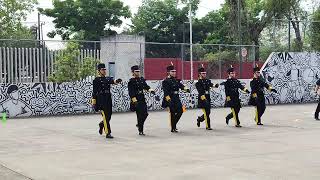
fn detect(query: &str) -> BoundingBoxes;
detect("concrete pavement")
[1,103,320,180]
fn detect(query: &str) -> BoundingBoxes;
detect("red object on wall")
[144,58,264,80]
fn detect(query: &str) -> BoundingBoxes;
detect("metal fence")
[0,39,262,83]
[144,42,259,79]
[0,41,101,83]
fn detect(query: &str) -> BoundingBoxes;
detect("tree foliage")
[40,0,131,41]
[49,42,99,83]
[131,0,200,57]
[200,9,234,45]
[0,0,38,46]
[132,0,199,43]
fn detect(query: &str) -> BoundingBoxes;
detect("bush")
[49,42,99,83]
[204,50,237,63]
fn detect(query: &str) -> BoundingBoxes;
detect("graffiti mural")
[1,52,319,118]
[262,52,320,104]
[0,79,253,118]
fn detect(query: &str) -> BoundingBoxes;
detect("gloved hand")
[245,89,250,94]
[132,97,138,105]
[214,83,219,88]
[116,78,122,83]
[165,96,171,102]
[271,89,277,93]
[184,88,190,93]
[92,104,98,112]
[91,99,98,112]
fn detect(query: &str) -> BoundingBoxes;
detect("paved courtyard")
[1,103,320,180]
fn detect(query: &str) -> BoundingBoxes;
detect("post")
[0,48,2,83]
[237,0,242,78]
[288,18,291,52]
[139,43,144,76]
[273,17,276,49]
[181,44,184,80]
[219,45,222,79]
[38,12,41,48]
[189,0,193,80]
[182,23,185,80]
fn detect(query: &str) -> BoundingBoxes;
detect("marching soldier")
[249,64,277,125]
[91,63,122,139]
[128,65,155,135]
[195,64,219,130]
[222,65,250,128]
[162,62,190,133]
[314,78,320,120]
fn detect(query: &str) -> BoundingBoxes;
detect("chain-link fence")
[0,39,264,83]
[144,42,259,80]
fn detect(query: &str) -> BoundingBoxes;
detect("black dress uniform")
[315,79,320,120]
[223,66,250,127]
[92,63,122,139]
[249,65,277,125]
[162,64,190,132]
[195,66,219,130]
[128,65,155,135]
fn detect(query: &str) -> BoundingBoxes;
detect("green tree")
[0,25,37,47]
[49,42,99,83]
[0,0,38,46]
[222,0,305,58]
[310,6,320,51]
[131,0,199,57]
[200,8,234,45]
[40,0,131,42]
[132,0,199,43]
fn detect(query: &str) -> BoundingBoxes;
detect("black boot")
[139,132,145,136]
[171,129,178,133]
[235,124,242,128]
[106,134,114,139]
[206,127,213,130]
[226,117,230,125]
[257,122,264,125]
[315,113,319,120]
[196,117,201,127]
[98,122,104,135]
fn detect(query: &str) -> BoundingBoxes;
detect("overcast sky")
[25,0,315,41]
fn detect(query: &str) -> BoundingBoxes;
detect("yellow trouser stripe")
[101,110,109,134]
[255,107,259,123]
[202,109,209,128]
[231,108,237,125]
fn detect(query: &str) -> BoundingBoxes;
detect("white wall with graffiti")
[0,80,238,118]
[262,52,320,104]
[0,52,319,118]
